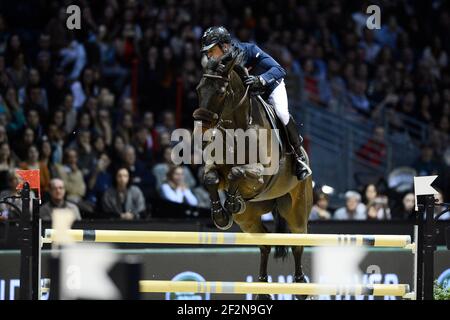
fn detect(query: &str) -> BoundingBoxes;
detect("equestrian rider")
[200,26,310,180]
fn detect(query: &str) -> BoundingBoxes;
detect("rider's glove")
[244,75,266,93]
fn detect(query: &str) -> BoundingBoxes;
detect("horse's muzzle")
[193,108,219,129]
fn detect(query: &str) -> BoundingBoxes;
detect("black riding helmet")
[201,26,231,53]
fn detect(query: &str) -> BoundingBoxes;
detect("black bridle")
[199,72,250,131]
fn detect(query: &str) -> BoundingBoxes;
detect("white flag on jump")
[413,175,438,211]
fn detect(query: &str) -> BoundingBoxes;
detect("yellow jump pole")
[139,281,410,297]
[43,229,412,248]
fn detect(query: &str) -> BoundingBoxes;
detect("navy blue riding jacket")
[232,40,286,95]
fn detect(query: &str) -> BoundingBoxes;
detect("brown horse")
[193,53,313,300]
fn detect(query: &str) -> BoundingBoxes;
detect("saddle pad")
[256,95,284,153]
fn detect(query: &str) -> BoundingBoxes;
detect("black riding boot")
[285,117,311,181]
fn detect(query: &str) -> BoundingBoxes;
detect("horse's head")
[193,52,239,127]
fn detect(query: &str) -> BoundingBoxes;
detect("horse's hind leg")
[233,200,274,300]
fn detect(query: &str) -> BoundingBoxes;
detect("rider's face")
[207,44,224,59]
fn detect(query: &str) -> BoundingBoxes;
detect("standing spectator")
[334,191,367,220]
[40,178,81,221]
[102,167,146,220]
[160,166,198,206]
[54,149,86,204]
[309,190,331,220]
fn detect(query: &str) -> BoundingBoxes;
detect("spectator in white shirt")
[160,166,198,206]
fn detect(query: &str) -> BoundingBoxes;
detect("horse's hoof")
[212,208,233,230]
[224,195,246,215]
[254,294,272,300]
[294,274,309,300]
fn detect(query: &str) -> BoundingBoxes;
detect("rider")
[200,26,310,180]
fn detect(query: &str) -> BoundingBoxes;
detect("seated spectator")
[54,148,86,203]
[362,183,378,206]
[0,142,16,191]
[87,153,113,207]
[434,190,449,220]
[19,144,51,194]
[142,111,159,153]
[40,178,81,221]
[133,125,153,164]
[160,166,198,206]
[153,146,196,190]
[392,192,415,220]
[121,144,155,198]
[366,196,391,220]
[309,190,331,220]
[192,166,211,209]
[102,167,146,220]
[39,138,56,180]
[25,108,44,139]
[356,126,387,167]
[71,129,96,178]
[155,111,176,136]
[14,127,35,161]
[116,112,134,145]
[413,145,442,176]
[47,123,64,164]
[334,191,366,220]
[0,170,27,220]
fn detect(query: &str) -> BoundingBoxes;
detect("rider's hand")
[244,75,265,92]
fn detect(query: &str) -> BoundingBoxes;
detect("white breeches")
[267,79,290,125]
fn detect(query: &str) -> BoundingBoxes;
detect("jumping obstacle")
[43,229,413,249]
[139,280,411,297]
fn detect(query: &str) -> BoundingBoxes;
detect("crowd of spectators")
[0,0,448,221]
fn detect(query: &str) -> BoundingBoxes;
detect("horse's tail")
[273,208,289,260]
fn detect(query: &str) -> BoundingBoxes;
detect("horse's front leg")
[204,168,233,230]
[256,244,272,300]
[292,245,308,300]
[223,166,247,215]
